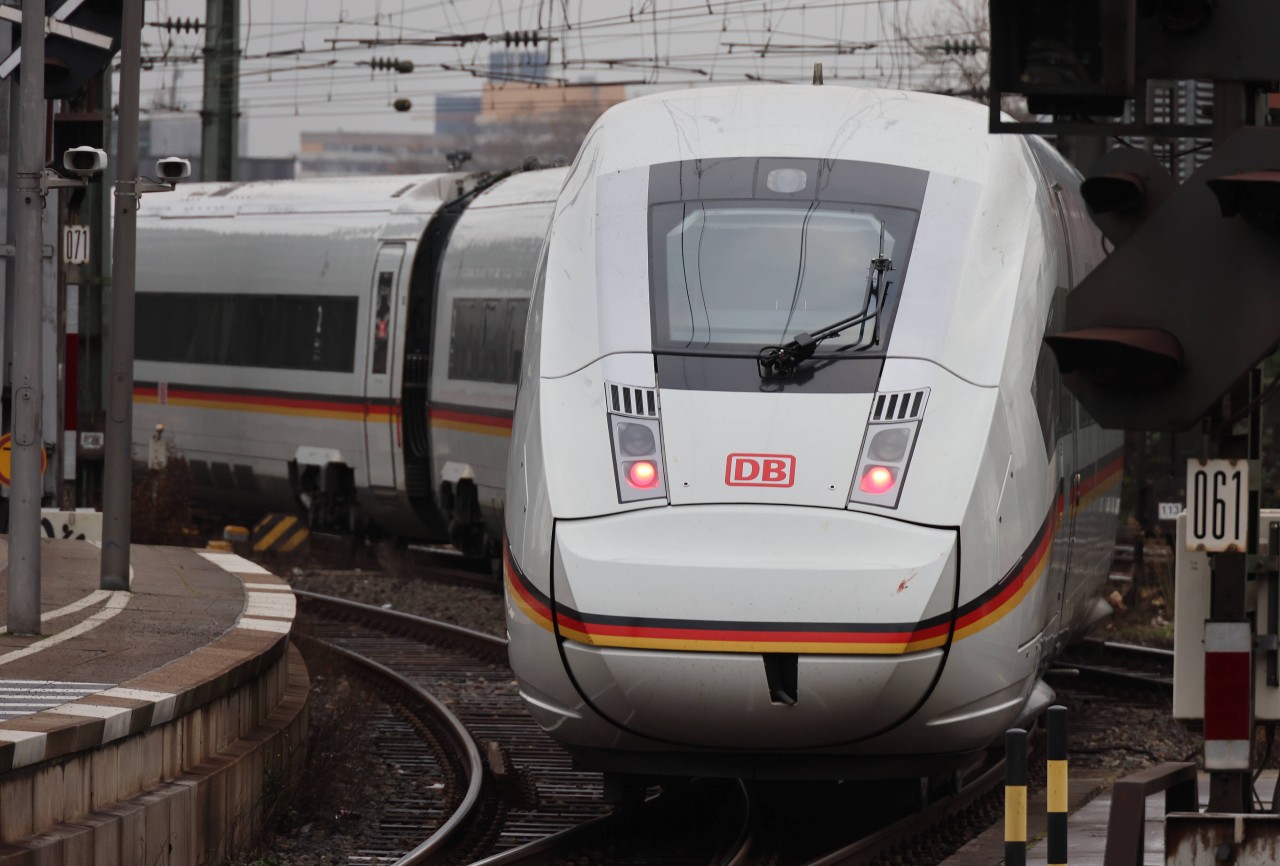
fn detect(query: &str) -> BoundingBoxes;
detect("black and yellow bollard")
[1005,727,1027,866]
[1047,705,1068,866]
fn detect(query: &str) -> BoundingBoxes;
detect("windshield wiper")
[757,221,894,380]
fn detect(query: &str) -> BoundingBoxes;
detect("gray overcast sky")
[133,0,967,157]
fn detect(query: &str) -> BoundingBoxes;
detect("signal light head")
[858,465,896,495]
[626,460,659,489]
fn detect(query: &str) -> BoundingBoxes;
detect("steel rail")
[294,590,499,865]
[463,812,622,865]
[294,588,508,659]
[463,778,753,866]
[716,779,755,866]
[294,632,485,865]
[1080,636,1175,659]
[1058,637,1174,691]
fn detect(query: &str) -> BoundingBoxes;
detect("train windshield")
[651,201,915,352]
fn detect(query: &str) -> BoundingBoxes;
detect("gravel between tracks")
[285,563,508,637]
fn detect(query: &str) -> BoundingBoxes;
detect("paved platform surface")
[944,769,1279,865]
[0,538,243,704]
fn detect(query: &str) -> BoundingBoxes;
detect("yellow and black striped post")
[252,513,310,554]
[1005,727,1027,866]
[1047,705,1068,866]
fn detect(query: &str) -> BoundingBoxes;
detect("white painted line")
[98,687,177,724]
[0,589,112,636]
[237,618,292,634]
[198,551,270,575]
[0,686,110,694]
[0,729,46,767]
[242,582,292,592]
[0,679,111,687]
[244,593,296,619]
[47,702,133,742]
[0,592,130,668]
[0,703,76,709]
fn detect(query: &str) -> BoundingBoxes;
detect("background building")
[140,114,295,181]
[298,131,445,176]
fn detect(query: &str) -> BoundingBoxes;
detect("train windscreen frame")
[645,157,927,393]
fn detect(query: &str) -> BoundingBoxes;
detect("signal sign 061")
[1186,459,1249,553]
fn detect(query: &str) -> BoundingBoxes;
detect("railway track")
[293,590,610,865]
[1055,637,1174,692]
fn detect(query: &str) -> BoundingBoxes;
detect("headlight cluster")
[849,389,928,508]
[607,383,667,503]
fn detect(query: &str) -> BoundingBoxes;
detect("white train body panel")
[133,169,566,544]
[504,86,1122,779]
[428,170,566,537]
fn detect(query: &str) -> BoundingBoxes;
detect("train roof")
[137,173,470,219]
[573,84,1005,185]
[470,166,569,209]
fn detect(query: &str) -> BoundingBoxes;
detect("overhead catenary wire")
[132,0,977,126]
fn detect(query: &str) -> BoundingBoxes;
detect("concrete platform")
[0,538,307,864]
[943,768,1280,866]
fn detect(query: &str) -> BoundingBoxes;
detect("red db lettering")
[733,458,761,482]
[725,453,796,487]
[762,459,787,482]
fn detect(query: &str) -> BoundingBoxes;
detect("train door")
[364,244,406,489]
[1036,173,1078,653]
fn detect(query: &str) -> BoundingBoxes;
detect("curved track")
[293,590,610,865]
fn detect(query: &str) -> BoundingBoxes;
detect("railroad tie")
[1005,727,1027,866]
[1047,705,1068,866]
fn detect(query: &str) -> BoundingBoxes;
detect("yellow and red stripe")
[1075,452,1123,512]
[429,406,514,437]
[505,496,1063,655]
[132,383,518,437]
[134,382,397,422]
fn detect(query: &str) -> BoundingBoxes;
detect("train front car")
[505,86,1122,785]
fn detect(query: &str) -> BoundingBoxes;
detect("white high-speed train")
[132,167,567,548]
[503,86,1122,786]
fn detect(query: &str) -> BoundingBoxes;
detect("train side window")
[1077,401,1095,430]
[507,299,529,383]
[136,292,358,372]
[448,297,526,385]
[372,272,393,374]
[449,299,483,381]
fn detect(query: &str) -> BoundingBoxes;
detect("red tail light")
[859,465,896,495]
[626,460,659,489]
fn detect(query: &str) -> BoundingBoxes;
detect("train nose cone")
[546,505,957,750]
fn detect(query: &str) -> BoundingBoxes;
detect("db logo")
[725,453,796,488]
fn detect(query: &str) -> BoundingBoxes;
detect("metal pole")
[200,0,238,182]
[9,0,49,635]
[1203,80,1256,814]
[100,0,141,591]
